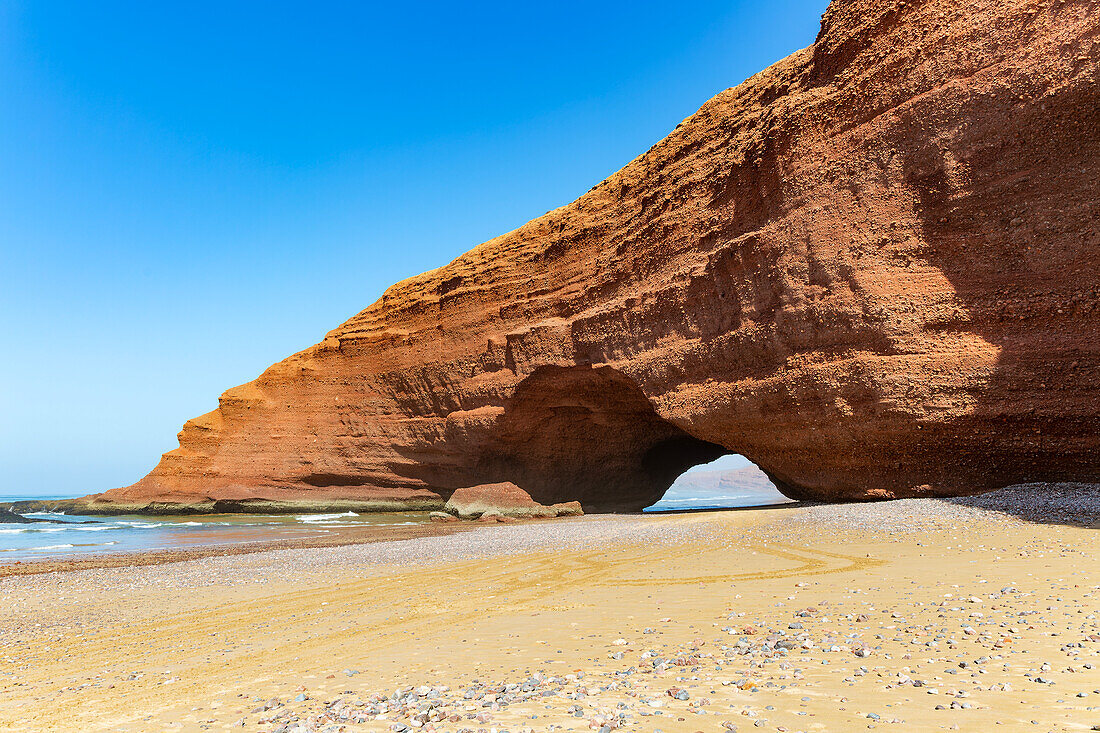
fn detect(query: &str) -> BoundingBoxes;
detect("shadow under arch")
[474,364,729,512]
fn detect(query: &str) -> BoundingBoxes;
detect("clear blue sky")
[0,0,828,497]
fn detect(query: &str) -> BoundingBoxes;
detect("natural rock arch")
[74,0,1099,514]
[473,365,728,512]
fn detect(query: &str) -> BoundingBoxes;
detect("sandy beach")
[1,490,1098,733]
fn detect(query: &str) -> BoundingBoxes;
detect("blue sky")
[0,0,828,496]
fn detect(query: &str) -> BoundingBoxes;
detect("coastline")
[2,489,1097,732]
[0,496,447,516]
[0,520,475,579]
[0,508,791,578]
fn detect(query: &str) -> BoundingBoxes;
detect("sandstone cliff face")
[88,0,1100,512]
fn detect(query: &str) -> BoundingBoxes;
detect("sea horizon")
[0,494,81,503]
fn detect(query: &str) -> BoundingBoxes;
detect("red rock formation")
[443,482,582,519]
[82,0,1099,513]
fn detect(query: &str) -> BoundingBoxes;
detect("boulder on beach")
[444,482,583,520]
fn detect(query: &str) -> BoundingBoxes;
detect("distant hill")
[669,465,778,497]
[647,465,790,510]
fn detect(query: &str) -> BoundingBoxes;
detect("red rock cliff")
[88,0,1099,512]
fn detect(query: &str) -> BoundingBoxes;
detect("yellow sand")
[1,507,1098,732]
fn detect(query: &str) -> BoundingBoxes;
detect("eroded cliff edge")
[78,0,1099,513]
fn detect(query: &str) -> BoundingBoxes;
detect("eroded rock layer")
[86,0,1099,512]
[443,483,583,520]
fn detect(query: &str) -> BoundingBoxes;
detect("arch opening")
[644,453,794,513]
[474,364,728,512]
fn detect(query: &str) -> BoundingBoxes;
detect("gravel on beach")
[207,484,1100,733]
[781,483,1100,533]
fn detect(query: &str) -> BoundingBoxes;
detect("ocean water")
[643,487,795,513]
[1,481,792,562]
[0,497,430,563]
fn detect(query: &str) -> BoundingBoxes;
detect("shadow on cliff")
[385,63,1100,509]
[897,63,1100,492]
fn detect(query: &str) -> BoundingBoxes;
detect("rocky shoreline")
[2,483,1095,580]
[9,481,1100,524]
[0,496,448,517]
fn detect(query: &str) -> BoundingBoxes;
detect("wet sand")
[0,521,471,579]
[1,492,1098,732]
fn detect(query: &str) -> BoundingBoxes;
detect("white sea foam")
[296,512,359,523]
[0,526,71,534]
[1,509,429,563]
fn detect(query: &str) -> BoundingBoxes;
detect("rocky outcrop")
[78,0,1098,514]
[0,509,38,524]
[444,482,583,520]
[0,507,96,525]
